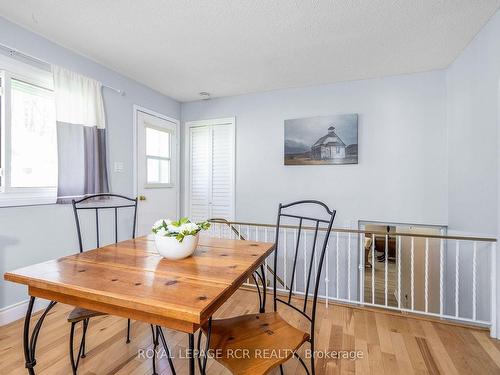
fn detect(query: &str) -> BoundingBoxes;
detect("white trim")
[0,187,57,208]
[0,54,53,89]
[184,117,236,128]
[494,78,500,339]
[132,105,180,216]
[0,66,57,207]
[184,117,236,220]
[0,298,51,327]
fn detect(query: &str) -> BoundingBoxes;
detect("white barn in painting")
[311,126,346,160]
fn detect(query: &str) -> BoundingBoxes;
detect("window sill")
[0,188,57,208]
[144,183,175,189]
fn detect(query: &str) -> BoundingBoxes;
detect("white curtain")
[53,66,106,128]
[53,66,109,202]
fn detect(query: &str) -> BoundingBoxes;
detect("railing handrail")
[208,219,496,242]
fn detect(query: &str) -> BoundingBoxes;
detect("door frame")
[183,117,236,220]
[132,104,181,217]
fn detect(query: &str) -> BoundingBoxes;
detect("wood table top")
[4,235,274,333]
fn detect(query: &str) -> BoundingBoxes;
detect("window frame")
[0,54,57,208]
[144,123,173,188]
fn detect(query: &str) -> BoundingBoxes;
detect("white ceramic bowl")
[154,233,199,260]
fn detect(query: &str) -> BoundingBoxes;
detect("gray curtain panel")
[53,65,109,203]
[57,122,109,203]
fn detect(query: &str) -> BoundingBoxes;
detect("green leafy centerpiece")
[152,217,210,259]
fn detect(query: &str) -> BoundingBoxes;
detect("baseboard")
[0,298,51,326]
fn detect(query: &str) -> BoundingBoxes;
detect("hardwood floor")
[364,258,398,307]
[1,289,500,374]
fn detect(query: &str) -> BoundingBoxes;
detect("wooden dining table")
[4,234,274,375]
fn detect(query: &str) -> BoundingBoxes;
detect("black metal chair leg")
[196,318,212,375]
[156,326,176,375]
[150,325,158,375]
[310,340,315,375]
[188,334,195,375]
[69,322,78,374]
[80,319,89,358]
[280,364,285,374]
[252,272,263,313]
[251,264,267,313]
[196,329,203,372]
[201,318,212,375]
[260,264,267,312]
[24,297,57,375]
[70,317,91,374]
[126,319,131,343]
[293,352,311,375]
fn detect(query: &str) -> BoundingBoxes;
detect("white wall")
[445,9,500,336]
[181,71,449,228]
[446,11,500,237]
[0,16,180,310]
[2,6,499,332]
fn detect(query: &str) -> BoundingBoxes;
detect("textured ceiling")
[0,0,499,102]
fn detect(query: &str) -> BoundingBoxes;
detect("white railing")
[208,219,496,332]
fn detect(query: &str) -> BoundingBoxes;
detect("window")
[0,55,57,207]
[145,126,171,186]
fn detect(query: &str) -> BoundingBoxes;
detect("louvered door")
[187,118,235,222]
[189,126,211,222]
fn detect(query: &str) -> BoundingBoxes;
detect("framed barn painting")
[284,114,358,165]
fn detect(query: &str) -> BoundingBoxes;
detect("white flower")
[180,222,199,233]
[156,227,168,236]
[164,219,172,225]
[152,219,165,230]
[167,224,180,233]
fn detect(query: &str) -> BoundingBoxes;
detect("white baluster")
[284,228,287,288]
[348,233,351,301]
[304,231,308,295]
[472,241,477,321]
[314,233,318,289]
[241,224,249,284]
[293,229,298,294]
[491,242,496,337]
[254,225,260,288]
[425,238,429,313]
[385,234,388,306]
[359,233,364,304]
[325,243,329,308]
[372,233,375,304]
[440,238,444,317]
[336,232,339,299]
[411,237,415,311]
[455,240,460,318]
[246,225,250,241]
[218,222,222,239]
[313,233,319,280]
[397,236,401,309]
[264,227,268,286]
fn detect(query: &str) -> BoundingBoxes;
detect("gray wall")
[0,16,180,309]
[181,70,449,228]
[181,7,500,334]
[2,8,500,326]
[446,10,500,237]
[444,9,500,336]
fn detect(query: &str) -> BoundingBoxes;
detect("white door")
[136,109,179,235]
[186,118,235,222]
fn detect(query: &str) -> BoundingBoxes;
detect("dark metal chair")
[199,200,336,374]
[68,193,137,373]
[208,218,269,313]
